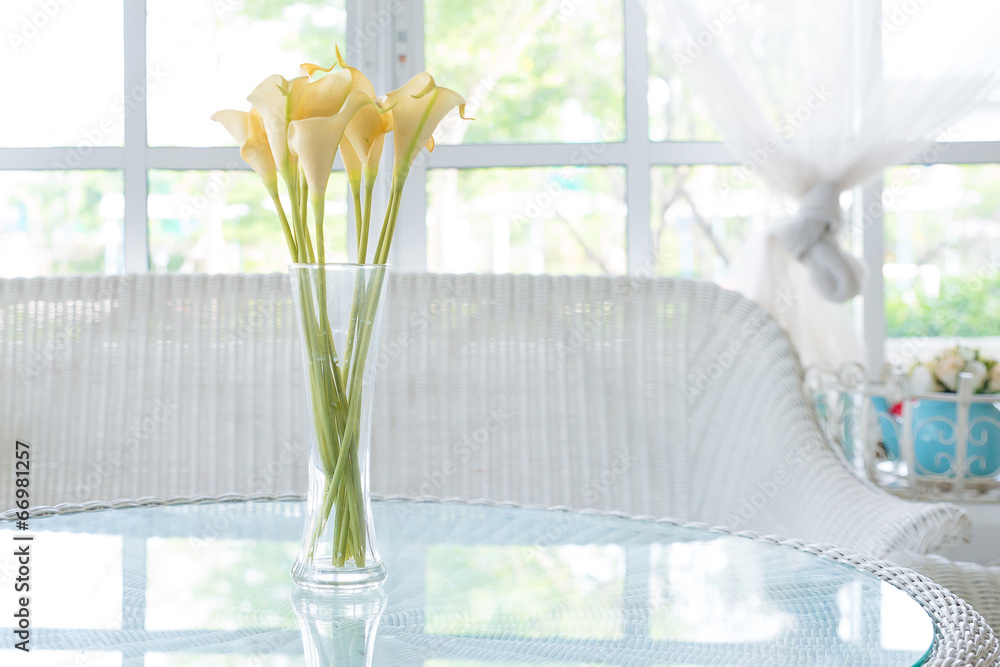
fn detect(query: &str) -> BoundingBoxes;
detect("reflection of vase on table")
[292,586,387,667]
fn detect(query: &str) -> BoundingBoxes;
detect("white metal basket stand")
[809,366,1000,504]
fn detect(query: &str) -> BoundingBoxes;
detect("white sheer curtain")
[648,0,1000,370]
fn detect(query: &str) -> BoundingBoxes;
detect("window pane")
[0,0,123,147]
[148,170,348,273]
[427,167,627,275]
[946,88,1000,142]
[424,0,624,144]
[0,171,123,277]
[882,0,1000,143]
[651,166,791,281]
[883,164,1000,363]
[147,0,347,147]
[647,18,721,142]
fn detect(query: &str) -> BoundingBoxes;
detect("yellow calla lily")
[339,136,363,185]
[344,102,390,177]
[211,108,278,190]
[300,62,334,78]
[288,90,375,262]
[384,72,470,181]
[247,69,363,186]
[247,74,310,190]
[296,68,356,120]
[288,90,374,202]
[340,136,364,254]
[211,107,295,257]
[312,47,390,178]
[288,91,373,196]
[290,53,384,122]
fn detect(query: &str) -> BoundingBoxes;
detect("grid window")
[1,0,999,369]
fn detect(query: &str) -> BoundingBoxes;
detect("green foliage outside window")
[885,273,1000,338]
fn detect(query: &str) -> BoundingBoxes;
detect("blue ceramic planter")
[911,400,1000,477]
[870,397,1000,477]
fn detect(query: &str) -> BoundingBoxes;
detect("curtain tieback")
[771,180,866,303]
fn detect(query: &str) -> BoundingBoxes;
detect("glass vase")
[289,263,389,589]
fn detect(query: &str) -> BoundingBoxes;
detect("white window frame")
[2,0,1000,372]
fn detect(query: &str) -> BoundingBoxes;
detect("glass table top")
[0,499,933,666]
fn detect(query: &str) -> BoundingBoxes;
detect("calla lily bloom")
[370,72,469,264]
[219,54,469,266]
[302,47,375,114]
[384,72,470,182]
[212,107,296,257]
[288,90,375,204]
[211,108,277,190]
[247,74,309,187]
[345,103,391,178]
[296,68,357,119]
[339,136,363,186]
[329,47,391,177]
[248,67,366,189]
[288,90,375,261]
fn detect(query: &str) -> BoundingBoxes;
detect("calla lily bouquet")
[213,48,468,572]
[213,47,467,266]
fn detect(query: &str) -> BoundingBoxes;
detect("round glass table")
[0,499,934,666]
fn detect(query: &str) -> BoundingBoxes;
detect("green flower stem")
[359,175,376,263]
[299,178,314,263]
[296,284,337,464]
[372,182,401,266]
[349,180,363,260]
[313,196,326,266]
[287,172,309,264]
[298,267,378,568]
[307,475,334,559]
[328,187,401,503]
[336,479,354,564]
[349,450,366,564]
[300,335,340,560]
[330,270,386,494]
[294,153,405,571]
[321,270,383,567]
[342,270,369,389]
[267,186,297,259]
[296,267,358,564]
[343,459,364,565]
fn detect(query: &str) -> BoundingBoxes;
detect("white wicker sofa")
[1,272,997,664]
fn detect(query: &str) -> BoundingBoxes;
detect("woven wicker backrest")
[0,272,967,557]
[371,273,776,519]
[0,274,304,506]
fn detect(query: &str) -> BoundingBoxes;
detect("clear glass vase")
[289,263,389,589]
